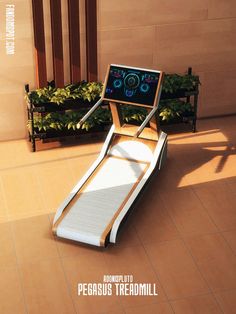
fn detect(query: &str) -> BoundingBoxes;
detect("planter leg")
[31,135,36,152]
[192,92,198,133]
[30,109,36,152]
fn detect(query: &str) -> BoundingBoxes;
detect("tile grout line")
[8,222,30,314]
[100,246,127,314]
[133,224,172,308]
[220,231,236,258]
[189,181,222,233]
[190,182,236,258]
[153,187,224,312]
[47,215,78,314]
[0,151,99,173]
[33,166,49,213]
[0,176,29,314]
[180,236,225,314]
[0,174,9,223]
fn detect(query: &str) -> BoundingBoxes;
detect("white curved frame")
[53,125,115,225]
[53,64,167,247]
[109,131,167,243]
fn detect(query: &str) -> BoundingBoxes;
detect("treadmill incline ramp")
[56,156,148,246]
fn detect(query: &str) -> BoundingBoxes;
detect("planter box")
[161,88,198,100]
[33,124,110,138]
[29,123,111,151]
[29,97,101,113]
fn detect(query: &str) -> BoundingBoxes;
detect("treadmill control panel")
[104,65,160,106]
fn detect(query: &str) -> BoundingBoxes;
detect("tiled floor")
[0,116,236,314]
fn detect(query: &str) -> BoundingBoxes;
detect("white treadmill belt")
[57,157,147,246]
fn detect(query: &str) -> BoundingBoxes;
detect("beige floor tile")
[12,215,59,264]
[170,294,222,314]
[185,233,236,292]
[62,139,102,159]
[153,156,186,192]
[20,258,75,314]
[62,248,123,314]
[145,239,209,300]
[115,221,141,248]
[0,222,17,268]
[222,229,236,255]
[105,309,125,314]
[0,178,8,223]
[0,139,61,170]
[36,160,74,212]
[227,177,236,196]
[132,193,179,244]
[159,188,217,235]
[67,152,101,185]
[193,180,236,231]
[103,245,167,307]
[56,237,88,258]
[0,116,235,312]
[0,266,26,314]
[0,140,22,170]
[125,302,174,314]
[215,289,236,314]
[1,167,46,220]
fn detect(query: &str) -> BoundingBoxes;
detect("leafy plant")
[158,99,194,122]
[26,81,103,105]
[162,73,200,94]
[28,107,111,132]
[78,82,103,102]
[121,105,147,124]
[77,107,111,131]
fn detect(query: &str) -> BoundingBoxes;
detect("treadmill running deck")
[56,156,148,246]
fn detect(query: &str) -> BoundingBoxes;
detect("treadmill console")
[104,65,160,106]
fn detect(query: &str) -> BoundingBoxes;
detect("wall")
[0,0,35,140]
[0,0,87,141]
[0,0,236,141]
[97,0,236,117]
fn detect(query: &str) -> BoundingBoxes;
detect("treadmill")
[52,64,167,247]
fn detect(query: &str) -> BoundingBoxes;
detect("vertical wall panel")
[50,0,64,87]
[61,0,70,85]
[68,0,81,82]
[43,0,53,83]
[32,0,47,87]
[85,0,98,81]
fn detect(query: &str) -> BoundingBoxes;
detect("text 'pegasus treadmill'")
[78,275,158,296]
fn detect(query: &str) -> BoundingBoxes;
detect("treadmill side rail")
[52,64,167,247]
[53,125,115,227]
[109,131,167,244]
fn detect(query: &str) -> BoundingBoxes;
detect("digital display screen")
[104,65,160,106]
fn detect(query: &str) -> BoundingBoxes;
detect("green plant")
[77,107,111,131]
[162,73,200,94]
[158,99,193,122]
[28,107,111,133]
[121,105,147,124]
[26,81,103,105]
[78,82,103,102]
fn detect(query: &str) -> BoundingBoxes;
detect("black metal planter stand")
[26,67,199,152]
[160,67,199,133]
[25,84,108,152]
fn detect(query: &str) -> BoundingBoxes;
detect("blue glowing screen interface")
[104,65,160,106]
